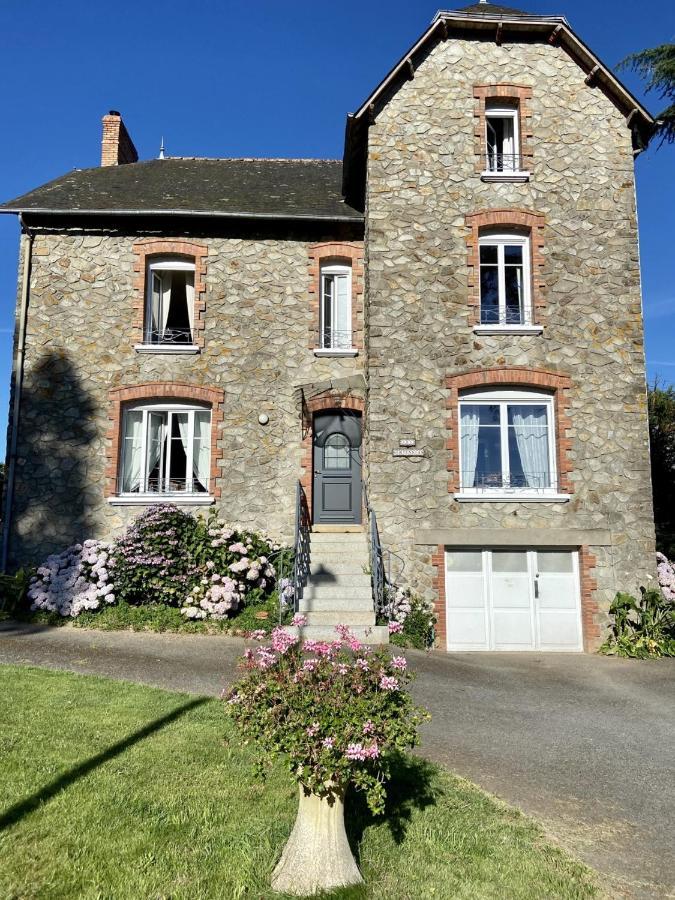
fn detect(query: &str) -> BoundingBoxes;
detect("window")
[458,389,560,497]
[485,103,520,173]
[323,433,351,469]
[320,264,352,350]
[479,232,531,327]
[144,258,195,346]
[120,403,211,496]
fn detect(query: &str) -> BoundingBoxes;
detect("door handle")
[534,576,539,599]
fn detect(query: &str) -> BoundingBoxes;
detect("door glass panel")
[479,245,499,323]
[492,551,528,573]
[537,551,574,573]
[507,404,550,489]
[323,433,351,470]
[169,413,189,491]
[446,550,483,572]
[461,404,502,488]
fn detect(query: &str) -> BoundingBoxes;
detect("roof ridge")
[163,156,342,163]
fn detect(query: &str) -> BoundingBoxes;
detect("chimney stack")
[101,111,138,166]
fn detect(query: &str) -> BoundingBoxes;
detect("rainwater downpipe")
[1,216,33,573]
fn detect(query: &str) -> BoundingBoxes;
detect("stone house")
[0,2,656,650]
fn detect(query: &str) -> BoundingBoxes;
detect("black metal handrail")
[482,152,527,173]
[292,480,311,614]
[362,481,386,618]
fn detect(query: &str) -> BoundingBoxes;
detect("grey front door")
[313,411,362,525]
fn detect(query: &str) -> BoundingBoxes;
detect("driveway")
[1,619,673,898]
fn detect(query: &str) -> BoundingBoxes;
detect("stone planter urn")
[271,784,363,895]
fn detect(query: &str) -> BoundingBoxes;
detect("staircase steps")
[292,528,388,645]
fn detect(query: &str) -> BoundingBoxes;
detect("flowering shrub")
[382,587,436,650]
[26,505,289,623]
[224,624,429,814]
[28,540,115,617]
[657,552,675,602]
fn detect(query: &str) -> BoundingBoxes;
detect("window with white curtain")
[320,264,352,350]
[144,258,195,345]
[120,403,211,496]
[458,388,557,496]
[485,103,520,172]
[479,232,531,326]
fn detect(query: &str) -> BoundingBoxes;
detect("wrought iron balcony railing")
[460,471,556,493]
[320,328,354,351]
[143,327,195,345]
[118,475,209,496]
[482,153,527,173]
[479,308,534,327]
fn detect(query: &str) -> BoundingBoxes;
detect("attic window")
[144,258,196,347]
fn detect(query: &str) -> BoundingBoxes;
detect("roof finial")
[158,137,165,160]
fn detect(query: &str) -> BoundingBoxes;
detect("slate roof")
[0,158,362,221]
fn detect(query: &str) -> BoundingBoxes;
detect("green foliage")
[648,382,675,557]
[0,567,34,614]
[225,629,430,815]
[620,44,675,147]
[381,587,436,650]
[0,666,599,899]
[599,586,675,658]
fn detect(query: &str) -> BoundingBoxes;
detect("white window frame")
[110,401,214,506]
[135,258,200,354]
[482,104,530,182]
[456,388,569,502]
[474,232,542,335]
[314,264,357,357]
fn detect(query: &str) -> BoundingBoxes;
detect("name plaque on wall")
[392,448,426,458]
[399,438,416,447]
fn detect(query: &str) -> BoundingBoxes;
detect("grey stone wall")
[364,35,656,634]
[8,231,363,564]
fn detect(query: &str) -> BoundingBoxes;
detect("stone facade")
[364,35,655,646]
[4,24,656,651]
[8,231,364,562]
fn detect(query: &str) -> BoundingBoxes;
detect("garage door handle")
[534,577,539,599]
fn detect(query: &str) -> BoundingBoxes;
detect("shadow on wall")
[9,349,100,568]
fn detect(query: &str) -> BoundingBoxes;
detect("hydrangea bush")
[27,505,288,623]
[381,587,436,650]
[224,624,429,814]
[657,552,675,602]
[28,540,114,617]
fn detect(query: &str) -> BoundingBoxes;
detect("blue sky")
[0,0,673,457]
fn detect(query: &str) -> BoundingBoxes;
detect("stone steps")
[292,528,387,645]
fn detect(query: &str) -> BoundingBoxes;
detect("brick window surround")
[308,242,364,351]
[445,366,573,495]
[473,84,533,174]
[132,240,208,348]
[465,208,546,326]
[299,392,365,518]
[105,382,225,498]
[431,543,600,652]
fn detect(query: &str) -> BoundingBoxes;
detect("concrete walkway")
[1,619,673,898]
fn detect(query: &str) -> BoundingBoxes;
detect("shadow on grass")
[0,696,209,832]
[346,752,440,859]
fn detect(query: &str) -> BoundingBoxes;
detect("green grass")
[0,666,598,900]
[13,595,282,635]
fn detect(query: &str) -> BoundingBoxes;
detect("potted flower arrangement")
[224,623,429,895]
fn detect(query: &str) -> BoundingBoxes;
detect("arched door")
[312,410,362,524]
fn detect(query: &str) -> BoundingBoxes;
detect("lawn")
[0,666,598,899]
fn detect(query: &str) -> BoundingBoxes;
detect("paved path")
[1,619,673,898]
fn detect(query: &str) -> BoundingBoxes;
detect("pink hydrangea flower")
[390,656,407,670]
[379,675,399,691]
[388,621,403,634]
[292,613,307,626]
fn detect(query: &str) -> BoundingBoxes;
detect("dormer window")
[485,103,520,173]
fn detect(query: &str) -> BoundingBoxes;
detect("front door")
[313,410,362,524]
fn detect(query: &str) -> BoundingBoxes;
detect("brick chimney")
[101,111,138,166]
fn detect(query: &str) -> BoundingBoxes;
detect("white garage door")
[445,549,582,651]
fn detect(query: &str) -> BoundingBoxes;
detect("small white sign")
[399,438,416,447]
[392,448,425,458]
